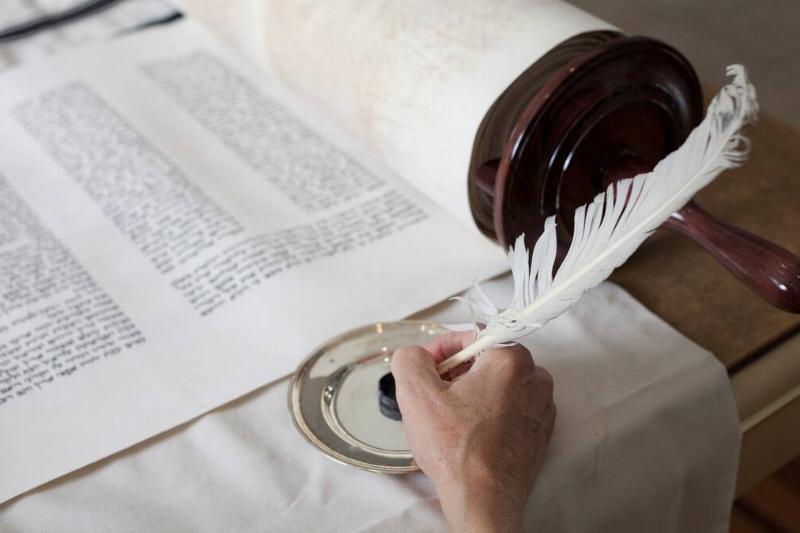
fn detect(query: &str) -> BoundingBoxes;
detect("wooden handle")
[664,200,800,313]
[478,155,800,314]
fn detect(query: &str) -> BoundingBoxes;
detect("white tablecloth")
[0,280,740,532]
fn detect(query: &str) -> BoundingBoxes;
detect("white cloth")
[0,281,740,532]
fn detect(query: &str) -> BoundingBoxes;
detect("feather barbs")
[437,65,757,374]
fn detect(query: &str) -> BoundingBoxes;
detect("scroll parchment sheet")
[0,21,507,502]
[181,0,614,228]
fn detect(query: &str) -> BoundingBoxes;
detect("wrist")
[437,476,525,533]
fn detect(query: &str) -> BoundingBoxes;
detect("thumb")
[391,345,446,395]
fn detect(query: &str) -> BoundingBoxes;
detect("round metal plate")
[289,321,448,473]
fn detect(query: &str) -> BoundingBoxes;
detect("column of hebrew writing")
[181,0,613,227]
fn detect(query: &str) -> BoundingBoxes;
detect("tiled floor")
[731,457,800,533]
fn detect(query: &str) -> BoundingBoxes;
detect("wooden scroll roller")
[468,31,800,314]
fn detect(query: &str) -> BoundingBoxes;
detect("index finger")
[423,329,477,363]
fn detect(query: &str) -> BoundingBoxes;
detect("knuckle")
[536,368,555,397]
[391,346,439,388]
[392,345,425,364]
[492,353,517,376]
[508,345,534,371]
[391,347,416,375]
[546,404,557,435]
[492,348,532,378]
[510,342,532,359]
[537,365,553,384]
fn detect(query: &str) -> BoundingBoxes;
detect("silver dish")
[289,321,447,473]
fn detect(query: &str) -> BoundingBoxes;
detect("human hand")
[391,331,556,533]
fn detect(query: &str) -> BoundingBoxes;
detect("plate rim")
[288,320,447,474]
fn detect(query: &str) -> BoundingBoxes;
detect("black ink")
[171,190,428,316]
[13,82,242,274]
[378,372,402,421]
[0,176,145,407]
[143,52,384,213]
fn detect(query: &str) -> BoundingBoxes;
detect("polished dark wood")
[469,33,800,313]
[609,155,800,313]
[665,202,800,313]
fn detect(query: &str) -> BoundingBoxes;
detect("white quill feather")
[439,65,758,373]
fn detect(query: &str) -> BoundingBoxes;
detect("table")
[0,281,740,532]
